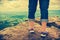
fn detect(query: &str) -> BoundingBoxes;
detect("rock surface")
[0,17,60,40]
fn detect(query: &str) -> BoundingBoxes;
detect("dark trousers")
[28,0,49,22]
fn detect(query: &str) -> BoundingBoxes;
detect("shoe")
[29,28,35,34]
[40,32,48,37]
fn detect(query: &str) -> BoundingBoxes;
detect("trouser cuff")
[40,19,48,23]
[28,18,35,21]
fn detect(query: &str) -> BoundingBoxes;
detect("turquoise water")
[36,10,60,17]
[0,10,60,18]
[0,10,60,30]
[48,10,60,17]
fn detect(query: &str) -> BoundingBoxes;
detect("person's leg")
[28,0,38,30]
[39,0,50,32]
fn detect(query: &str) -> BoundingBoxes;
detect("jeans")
[28,0,49,22]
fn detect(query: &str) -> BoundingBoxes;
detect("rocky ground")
[0,16,60,40]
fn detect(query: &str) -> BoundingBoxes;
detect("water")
[35,10,60,17]
[0,10,60,30]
